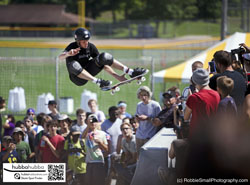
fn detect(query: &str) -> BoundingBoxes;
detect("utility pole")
[247,0,250,32]
[221,0,228,40]
[241,0,245,31]
[78,0,85,28]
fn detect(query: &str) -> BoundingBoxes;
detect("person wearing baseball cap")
[152,87,180,131]
[58,114,71,139]
[26,108,35,116]
[63,126,86,182]
[47,100,60,121]
[184,68,220,137]
[84,113,108,185]
[12,127,31,162]
[1,135,20,163]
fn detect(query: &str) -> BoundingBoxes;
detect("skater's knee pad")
[96,52,113,67]
[66,60,83,76]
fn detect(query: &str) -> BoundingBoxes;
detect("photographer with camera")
[209,50,246,111]
[152,87,182,132]
[1,135,20,163]
[237,43,250,121]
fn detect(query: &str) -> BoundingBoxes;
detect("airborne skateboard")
[101,69,149,95]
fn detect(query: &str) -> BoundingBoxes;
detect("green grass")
[0,51,186,117]
[93,20,222,39]
[160,20,220,37]
[95,14,244,38]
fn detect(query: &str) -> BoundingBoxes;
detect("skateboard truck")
[101,69,149,95]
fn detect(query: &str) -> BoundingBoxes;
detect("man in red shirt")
[184,68,220,137]
[38,120,65,163]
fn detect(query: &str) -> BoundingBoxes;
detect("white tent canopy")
[153,32,250,83]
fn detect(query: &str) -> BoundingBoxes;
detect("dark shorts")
[86,162,106,185]
[66,59,104,86]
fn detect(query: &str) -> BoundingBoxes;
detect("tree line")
[3,0,244,22]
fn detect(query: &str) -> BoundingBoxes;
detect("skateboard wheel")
[115,87,120,92]
[141,77,146,82]
[137,81,142,85]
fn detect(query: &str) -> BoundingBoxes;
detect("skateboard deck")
[101,69,149,94]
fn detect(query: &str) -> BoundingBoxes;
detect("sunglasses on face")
[121,127,130,131]
[78,114,86,117]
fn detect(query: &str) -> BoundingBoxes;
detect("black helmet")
[74,28,90,41]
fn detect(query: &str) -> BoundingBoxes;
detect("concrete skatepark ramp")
[131,128,177,185]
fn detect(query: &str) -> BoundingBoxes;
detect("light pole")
[221,0,228,40]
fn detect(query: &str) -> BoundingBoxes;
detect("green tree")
[124,0,198,36]
[196,0,221,21]
[9,0,77,13]
[125,0,197,20]
[0,0,10,5]
[85,0,108,19]
[165,0,198,20]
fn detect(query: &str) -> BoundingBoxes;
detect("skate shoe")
[129,67,147,78]
[97,79,112,88]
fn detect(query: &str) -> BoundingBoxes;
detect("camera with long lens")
[71,147,81,153]
[177,103,183,111]
[231,46,246,67]
[231,46,246,55]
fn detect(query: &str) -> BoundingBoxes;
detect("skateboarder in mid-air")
[59,27,147,89]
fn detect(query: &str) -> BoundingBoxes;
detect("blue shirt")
[123,112,132,118]
[1,149,20,163]
[136,100,161,139]
[218,96,237,115]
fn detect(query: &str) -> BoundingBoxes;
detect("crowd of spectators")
[2,46,250,184]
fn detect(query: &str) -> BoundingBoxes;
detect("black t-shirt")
[0,113,2,141]
[209,70,246,108]
[64,42,99,68]
[156,105,176,130]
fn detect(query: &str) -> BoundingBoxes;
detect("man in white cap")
[84,114,108,185]
[184,68,220,137]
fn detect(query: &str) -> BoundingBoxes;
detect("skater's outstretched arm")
[104,65,127,82]
[58,48,80,60]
